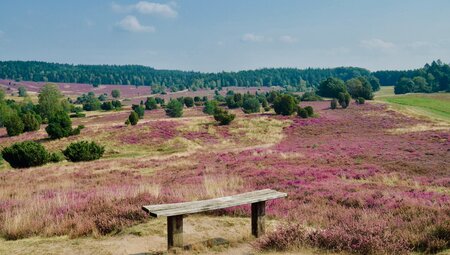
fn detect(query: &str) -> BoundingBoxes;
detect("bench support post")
[251,201,265,237]
[167,215,183,249]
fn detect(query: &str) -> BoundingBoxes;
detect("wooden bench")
[142,189,287,250]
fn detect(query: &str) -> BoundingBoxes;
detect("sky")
[0,0,449,72]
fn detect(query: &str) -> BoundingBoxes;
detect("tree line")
[0,61,373,92]
[373,60,450,94]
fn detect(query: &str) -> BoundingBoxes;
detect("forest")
[0,61,372,92]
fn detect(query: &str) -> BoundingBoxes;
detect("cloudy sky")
[0,0,449,72]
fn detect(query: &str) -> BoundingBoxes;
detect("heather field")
[0,97,449,254]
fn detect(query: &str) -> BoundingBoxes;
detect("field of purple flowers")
[0,100,449,254]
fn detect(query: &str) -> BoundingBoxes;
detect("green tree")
[242,97,260,114]
[111,89,121,98]
[21,112,41,132]
[273,94,297,116]
[132,105,145,119]
[145,97,158,110]
[317,78,347,98]
[38,84,63,119]
[203,100,219,115]
[46,111,78,139]
[18,86,27,97]
[395,78,414,94]
[165,100,183,117]
[4,112,24,136]
[128,111,139,125]
[345,77,373,100]
[82,95,101,111]
[368,76,381,92]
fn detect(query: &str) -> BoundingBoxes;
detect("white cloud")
[279,35,297,44]
[116,16,155,33]
[360,38,395,50]
[241,33,264,43]
[112,1,177,18]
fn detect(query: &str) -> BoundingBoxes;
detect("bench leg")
[167,215,183,249]
[251,201,265,237]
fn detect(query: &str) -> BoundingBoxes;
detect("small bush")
[21,112,41,132]
[213,108,235,125]
[165,100,183,118]
[330,99,338,109]
[144,97,158,110]
[63,141,105,162]
[183,97,194,107]
[132,105,145,119]
[304,106,314,117]
[2,141,49,168]
[338,92,351,109]
[46,111,80,139]
[4,113,24,136]
[273,94,296,116]
[49,152,65,163]
[301,92,322,101]
[203,100,219,115]
[128,111,139,126]
[357,97,365,104]
[242,97,260,114]
[297,108,308,118]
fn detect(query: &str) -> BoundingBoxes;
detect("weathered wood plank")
[251,201,265,237]
[167,215,183,248]
[143,189,286,217]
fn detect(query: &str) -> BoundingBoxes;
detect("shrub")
[111,100,122,109]
[63,141,105,162]
[337,92,351,109]
[183,97,194,107]
[273,94,296,116]
[301,92,322,101]
[21,112,41,132]
[111,89,120,98]
[49,152,65,163]
[242,97,260,114]
[4,112,24,136]
[203,100,219,115]
[132,105,145,119]
[2,141,49,168]
[128,111,139,125]
[70,112,86,118]
[144,97,157,110]
[18,86,27,97]
[100,101,113,111]
[297,108,308,118]
[304,106,314,117]
[213,108,235,125]
[357,97,365,104]
[46,111,81,139]
[330,99,338,109]
[165,100,183,118]
[82,96,101,111]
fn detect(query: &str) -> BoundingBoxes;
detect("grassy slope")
[375,86,450,123]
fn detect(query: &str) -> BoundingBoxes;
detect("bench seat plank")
[143,189,287,217]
